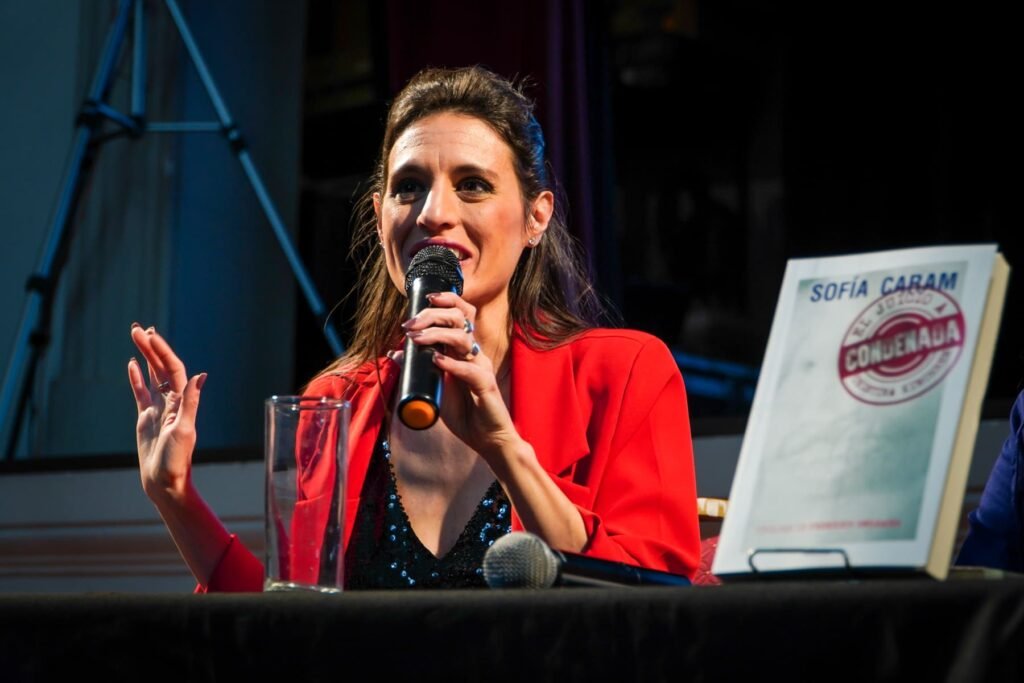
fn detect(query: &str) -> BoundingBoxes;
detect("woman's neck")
[472,297,512,378]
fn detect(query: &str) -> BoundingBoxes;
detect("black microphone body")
[548,548,691,587]
[483,531,691,588]
[397,246,463,430]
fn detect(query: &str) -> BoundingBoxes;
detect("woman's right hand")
[127,323,207,503]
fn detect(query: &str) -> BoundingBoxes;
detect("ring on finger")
[463,318,474,334]
[467,341,481,358]
[156,380,172,394]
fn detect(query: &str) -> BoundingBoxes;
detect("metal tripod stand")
[0,0,344,460]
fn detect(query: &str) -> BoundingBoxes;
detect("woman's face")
[374,112,553,308]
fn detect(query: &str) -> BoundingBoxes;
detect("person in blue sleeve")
[956,388,1024,571]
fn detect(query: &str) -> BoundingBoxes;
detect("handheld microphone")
[397,245,464,430]
[482,531,691,588]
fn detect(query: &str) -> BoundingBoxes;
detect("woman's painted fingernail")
[432,351,445,362]
[400,317,415,329]
[131,322,141,330]
[425,293,438,302]
[146,326,155,334]
[197,373,208,391]
[406,330,423,339]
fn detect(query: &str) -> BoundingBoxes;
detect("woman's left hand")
[400,291,521,460]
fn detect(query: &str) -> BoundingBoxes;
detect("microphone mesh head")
[482,531,559,588]
[404,245,464,296]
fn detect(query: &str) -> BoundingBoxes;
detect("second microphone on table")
[397,245,465,430]
[482,531,692,588]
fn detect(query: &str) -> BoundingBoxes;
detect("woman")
[128,66,700,590]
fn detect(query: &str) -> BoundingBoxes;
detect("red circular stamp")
[838,288,965,405]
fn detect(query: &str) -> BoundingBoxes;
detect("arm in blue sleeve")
[955,390,1024,571]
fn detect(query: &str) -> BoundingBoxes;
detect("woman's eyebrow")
[389,160,428,176]
[450,164,499,181]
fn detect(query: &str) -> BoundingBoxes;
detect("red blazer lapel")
[509,331,592,481]
[341,360,398,549]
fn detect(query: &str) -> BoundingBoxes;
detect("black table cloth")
[2,578,1023,681]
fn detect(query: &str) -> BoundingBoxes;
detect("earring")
[527,237,536,246]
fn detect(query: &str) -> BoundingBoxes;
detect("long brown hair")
[320,66,606,377]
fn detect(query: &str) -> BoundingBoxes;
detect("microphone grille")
[483,531,559,588]
[404,245,464,296]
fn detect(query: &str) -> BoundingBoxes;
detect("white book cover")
[712,244,1007,579]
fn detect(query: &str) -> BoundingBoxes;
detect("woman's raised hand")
[401,292,521,461]
[127,323,207,503]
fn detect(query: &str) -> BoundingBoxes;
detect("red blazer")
[202,328,700,591]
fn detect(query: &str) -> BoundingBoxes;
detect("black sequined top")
[345,436,513,589]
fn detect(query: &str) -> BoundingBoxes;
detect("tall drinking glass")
[264,395,350,593]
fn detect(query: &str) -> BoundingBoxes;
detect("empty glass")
[264,395,350,592]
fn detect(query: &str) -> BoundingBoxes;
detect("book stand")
[747,547,855,577]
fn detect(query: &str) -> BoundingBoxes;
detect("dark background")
[294,0,1022,432]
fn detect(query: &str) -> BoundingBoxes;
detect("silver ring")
[468,341,481,358]
[463,318,474,334]
[156,381,171,394]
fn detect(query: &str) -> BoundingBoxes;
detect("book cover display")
[713,244,1009,579]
